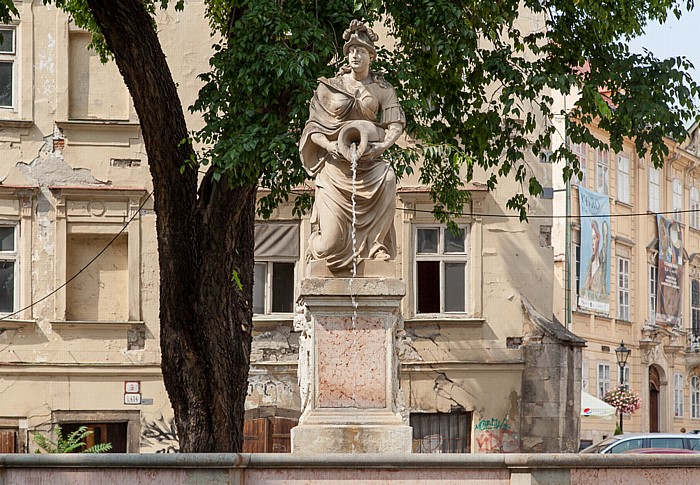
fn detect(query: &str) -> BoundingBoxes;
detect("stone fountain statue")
[300,19,405,272]
[292,20,411,454]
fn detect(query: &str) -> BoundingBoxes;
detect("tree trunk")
[87,0,254,452]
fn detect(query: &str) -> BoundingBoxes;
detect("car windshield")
[580,436,620,453]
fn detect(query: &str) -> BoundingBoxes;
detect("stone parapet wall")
[2,453,700,484]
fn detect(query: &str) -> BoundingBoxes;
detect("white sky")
[627,8,700,83]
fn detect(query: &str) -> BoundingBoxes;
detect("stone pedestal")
[291,277,412,453]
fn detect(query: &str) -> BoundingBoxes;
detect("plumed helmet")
[342,20,378,59]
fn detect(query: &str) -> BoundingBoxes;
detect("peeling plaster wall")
[0,2,211,451]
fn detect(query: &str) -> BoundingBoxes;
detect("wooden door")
[243,418,270,453]
[270,417,295,453]
[0,429,17,453]
[650,366,660,433]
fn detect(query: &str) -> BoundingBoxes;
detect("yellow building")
[554,118,700,446]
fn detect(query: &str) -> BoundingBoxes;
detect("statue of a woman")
[300,20,405,272]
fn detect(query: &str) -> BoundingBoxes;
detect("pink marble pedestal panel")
[316,315,386,408]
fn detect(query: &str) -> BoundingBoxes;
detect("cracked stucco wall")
[0,1,212,452]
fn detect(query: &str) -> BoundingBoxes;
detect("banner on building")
[657,215,683,327]
[578,186,611,314]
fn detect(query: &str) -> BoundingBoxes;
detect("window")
[582,360,589,393]
[609,438,643,454]
[673,178,683,223]
[617,257,630,321]
[693,279,700,337]
[649,167,660,213]
[574,243,581,309]
[0,26,14,108]
[572,142,587,187]
[649,437,685,449]
[617,154,630,204]
[692,376,700,419]
[621,366,631,390]
[691,187,700,229]
[596,148,609,195]
[253,262,295,314]
[253,223,299,316]
[61,422,127,453]
[411,412,471,453]
[0,225,17,313]
[597,363,611,398]
[675,372,684,418]
[415,226,469,314]
[649,264,658,324]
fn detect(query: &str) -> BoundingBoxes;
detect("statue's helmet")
[342,20,378,59]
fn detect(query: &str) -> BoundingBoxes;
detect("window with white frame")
[582,360,589,393]
[572,142,587,187]
[649,166,660,213]
[0,225,17,313]
[692,279,700,337]
[649,264,658,324]
[673,178,683,223]
[596,148,609,195]
[675,372,684,418]
[415,226,469,314]
[692,376,700,419]
[622,366,631,389]
[691,186,700,229]
[617,257,630,321]
[0,26,15,108]
[253,223,299,316]
[617,154,630,204]
[598,363,611,398]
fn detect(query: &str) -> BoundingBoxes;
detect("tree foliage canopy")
[191,0,698,220]
[0,0,696,220]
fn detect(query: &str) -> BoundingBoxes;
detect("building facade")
[554,119,700,446]
[0,2,582,453]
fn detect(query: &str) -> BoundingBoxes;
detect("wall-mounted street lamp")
[615,341,631,433]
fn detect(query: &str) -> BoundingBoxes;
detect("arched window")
[692,376,700,419]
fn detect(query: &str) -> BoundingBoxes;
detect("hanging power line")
[0,191,154,321]
[1,186,694,323]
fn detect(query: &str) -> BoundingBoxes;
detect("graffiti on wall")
[141,415,179,453]
[475,416,518,453]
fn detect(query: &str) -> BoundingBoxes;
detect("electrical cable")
[1,187,695,322]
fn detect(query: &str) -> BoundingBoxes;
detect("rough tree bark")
[86,0,255,452]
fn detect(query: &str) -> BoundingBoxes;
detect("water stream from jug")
[349,143,359,328]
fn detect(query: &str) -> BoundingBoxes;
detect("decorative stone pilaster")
[291,277,411,453]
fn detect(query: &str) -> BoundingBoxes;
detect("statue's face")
[348,46,371,72]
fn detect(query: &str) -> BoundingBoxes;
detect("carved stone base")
[292,421,412,454]
[291,277,409,453]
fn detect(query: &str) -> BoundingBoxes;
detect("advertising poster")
[578,186,611,314]
[657,215,683,327]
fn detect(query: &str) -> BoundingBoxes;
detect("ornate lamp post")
[615,341,631,433]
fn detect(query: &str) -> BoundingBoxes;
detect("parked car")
[580,433,700,454]
[624,448,700,454]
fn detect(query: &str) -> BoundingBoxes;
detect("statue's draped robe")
[300,72,405,271]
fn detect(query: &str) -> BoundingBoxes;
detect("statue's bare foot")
[373,248,390,261]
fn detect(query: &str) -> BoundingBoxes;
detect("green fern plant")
[33,425,112,453]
